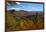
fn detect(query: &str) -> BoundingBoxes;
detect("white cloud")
[16,2,21,4]
[31,6,43,11]
[7,7,21,11]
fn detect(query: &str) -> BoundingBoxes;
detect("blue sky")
[7,2,43,12]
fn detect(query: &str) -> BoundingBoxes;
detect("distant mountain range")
[7,10,43,17]
[13,10,44,17]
